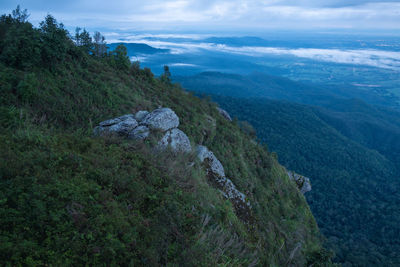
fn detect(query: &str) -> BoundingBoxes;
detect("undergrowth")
[0,9,335,266]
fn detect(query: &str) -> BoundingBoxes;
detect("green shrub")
[0,8,334,266]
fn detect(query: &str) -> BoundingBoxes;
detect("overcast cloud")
[1,0,400,31]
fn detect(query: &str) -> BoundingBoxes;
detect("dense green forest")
[0,7,335,266]
[314,99,400,169]
[209,96,400,266]
[174,71,397,109]
[176,71,400,173]
[175,70,400,266]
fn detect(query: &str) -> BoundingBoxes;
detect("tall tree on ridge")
[93,31,107,57]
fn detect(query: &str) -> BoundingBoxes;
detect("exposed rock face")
[158,129,192,153]
[94,108,189,153]
[95,115,138,136]
[196,145,252,222]
[197,145,225,178]
[93,108,254,223]
[109,117,138,135]
[128,125,150,140]
[217,107,232,122]
[99,114,134,127]
[134,110,149,122]
[141,108,179,131]
[287,171,312,194]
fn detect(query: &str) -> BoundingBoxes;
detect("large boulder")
[128,125,150,140]
[141,108,179,131]
[95,114,138,136]
[134,110,149,122]
[287,171,312,194]
[109,118,138,135]
[217,107,232,122]
[158,128,192,153]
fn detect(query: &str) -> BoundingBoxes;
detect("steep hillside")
[0,10,333,266]
[314,98,400,168]
[211,96,400,266]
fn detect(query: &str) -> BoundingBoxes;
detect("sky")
[1,0,400,32]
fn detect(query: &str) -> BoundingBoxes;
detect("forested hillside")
[175,71,397,108]
[0,8,334,266]
[211,96,400,266]
[314,99,400,168]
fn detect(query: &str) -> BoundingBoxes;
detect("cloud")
[248,47,400,70]
[118,35,400,70]
[218,46,400,70]
[1,0,400,30]
[276,0,400,8]
[169,63,198,67]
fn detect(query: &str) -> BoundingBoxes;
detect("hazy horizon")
[1,0,400,33]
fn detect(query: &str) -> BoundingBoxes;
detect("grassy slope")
[0,50,332,266]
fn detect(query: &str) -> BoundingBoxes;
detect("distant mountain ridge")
[108,42,170,55]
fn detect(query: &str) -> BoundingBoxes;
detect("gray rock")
[141,108,179,131]
[158,128,192,153]
[95,115,138,136]
[217,107,232,122]
[220,178,251,207]
[99,118,121,127]
[196,145,225,178]
[99,114,135,127]
[118,114,136,121]
[128,125,150,140]
[134,110,149,122]
[301,178,312,194]
[287,171,312,194]
[196,145,252,221]
[108,117,138,135]
[218,175,252,220]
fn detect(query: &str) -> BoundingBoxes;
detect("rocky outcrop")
[99,114,134,127]
[197,145,225,178]
[94,114,138,136]
[94,107,190,153]
[141,108,179,131]
[196,145,252,222]
[134,110,149,122]
[158,128,192,153]
[217,107,232,122]
[94,108,252,222]
[287,171,312,194]
[128,125,150,140]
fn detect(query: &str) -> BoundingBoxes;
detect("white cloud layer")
[225,46,400,70]
[117,36,400,70]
